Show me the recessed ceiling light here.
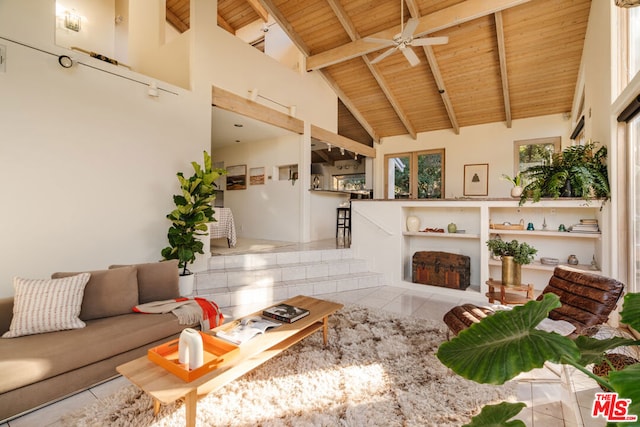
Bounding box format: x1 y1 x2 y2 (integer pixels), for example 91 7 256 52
234 124 243 128
235 140 241 143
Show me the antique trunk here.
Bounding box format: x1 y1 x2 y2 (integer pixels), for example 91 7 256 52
412 251 471 290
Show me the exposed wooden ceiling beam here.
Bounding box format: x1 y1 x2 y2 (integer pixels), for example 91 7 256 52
405 0 459 134
217 13 235 34
246 0 269 22
319 72 380 144
423 46 460 134
311 125 376 158
306 0 531 71
259 0 380 144
313 148 333 164
494 11 512 128
259 0 310 56
167 8 189 33
327 0 416 139
212 86 304 134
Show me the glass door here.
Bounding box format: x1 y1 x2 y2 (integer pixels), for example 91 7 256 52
385 150 444 199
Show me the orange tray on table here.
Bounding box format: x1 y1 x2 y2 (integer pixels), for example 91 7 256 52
147 331 239 382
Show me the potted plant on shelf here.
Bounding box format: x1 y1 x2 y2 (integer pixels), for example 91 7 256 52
486 239 537 286
161 151 226 295
501 172 524 198
519 141 610 206
437 293 640 426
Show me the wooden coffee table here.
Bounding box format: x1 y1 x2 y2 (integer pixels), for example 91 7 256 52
117 295 343 427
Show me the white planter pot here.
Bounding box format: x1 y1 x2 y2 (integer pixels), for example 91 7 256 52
179 273 195 296
406 216 421 232
511 186 524 198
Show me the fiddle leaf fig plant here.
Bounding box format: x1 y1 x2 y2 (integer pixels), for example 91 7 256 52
161 151 226 275
437 293 640 426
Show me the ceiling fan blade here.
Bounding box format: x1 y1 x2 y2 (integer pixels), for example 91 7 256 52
363 37 396 46
370 47 398 64
402 47 420 66
411 36 449 46
401 18 419 39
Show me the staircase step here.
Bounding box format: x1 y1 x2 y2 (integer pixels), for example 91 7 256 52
193 247 385 309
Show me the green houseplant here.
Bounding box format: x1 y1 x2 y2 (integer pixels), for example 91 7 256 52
501 172 524 198
486 239 537 286
519 141 610 205
437 292 640 426
161 151 226 293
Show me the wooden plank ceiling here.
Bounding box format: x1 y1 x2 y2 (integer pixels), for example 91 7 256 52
173 0 592 145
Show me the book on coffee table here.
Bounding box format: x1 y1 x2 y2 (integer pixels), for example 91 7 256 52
216 317 281 345
262 303 310 323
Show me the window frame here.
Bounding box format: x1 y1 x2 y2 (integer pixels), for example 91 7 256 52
513 136 561 176
383 149 445 200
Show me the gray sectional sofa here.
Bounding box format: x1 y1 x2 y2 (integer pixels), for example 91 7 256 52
0 260 197 421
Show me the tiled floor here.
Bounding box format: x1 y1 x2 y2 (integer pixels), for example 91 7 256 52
2 240 608 427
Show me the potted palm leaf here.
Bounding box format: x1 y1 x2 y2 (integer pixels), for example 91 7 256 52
161 151 226 295
519 141 610 205
437 292 640 426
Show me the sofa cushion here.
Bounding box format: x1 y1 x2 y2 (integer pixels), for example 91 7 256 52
52 266 139 321
0 312 195 394
2 274 90 338
110 260 179 304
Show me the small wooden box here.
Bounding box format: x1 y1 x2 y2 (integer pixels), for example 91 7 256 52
412 251 470 290
148 331 239 382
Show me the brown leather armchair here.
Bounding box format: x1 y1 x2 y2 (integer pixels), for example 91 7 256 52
443 266 625 337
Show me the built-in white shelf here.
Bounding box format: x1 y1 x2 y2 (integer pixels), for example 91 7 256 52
403 231 480 239
488 259 601 274
489 230 601 239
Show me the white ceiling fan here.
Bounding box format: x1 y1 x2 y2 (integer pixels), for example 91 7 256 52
364 1 448 67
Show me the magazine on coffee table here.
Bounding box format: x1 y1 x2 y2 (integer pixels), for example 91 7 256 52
216 317 281 345
262 303 310 323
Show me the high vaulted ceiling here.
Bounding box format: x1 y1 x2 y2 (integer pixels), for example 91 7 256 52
171 0 592 145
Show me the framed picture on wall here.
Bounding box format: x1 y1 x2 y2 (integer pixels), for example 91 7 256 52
249 167 265 185
226 164 247 190
463 163 489 196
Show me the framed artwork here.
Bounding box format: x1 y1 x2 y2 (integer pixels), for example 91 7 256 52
249 167 265 185
226 164 247 190
463 163 489 196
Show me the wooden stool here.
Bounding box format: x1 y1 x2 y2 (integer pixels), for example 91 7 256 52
485 279 534 305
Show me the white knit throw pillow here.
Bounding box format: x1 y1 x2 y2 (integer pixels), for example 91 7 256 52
2 273 91 338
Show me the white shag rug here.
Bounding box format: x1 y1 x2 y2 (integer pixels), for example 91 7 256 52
64 305 517 427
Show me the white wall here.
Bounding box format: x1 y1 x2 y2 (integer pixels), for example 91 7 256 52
212 135 303 241
0 0 338 297
374 114 572 199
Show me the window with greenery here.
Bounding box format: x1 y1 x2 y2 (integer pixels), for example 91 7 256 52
513 137 560 175
384 149 445 199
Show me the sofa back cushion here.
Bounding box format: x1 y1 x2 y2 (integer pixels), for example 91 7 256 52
110 260 179 304
540 266 625 333
52 266 139 320
2 274 90 338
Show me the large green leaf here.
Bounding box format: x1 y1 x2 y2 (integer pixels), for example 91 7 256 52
463 402 527 427
437 294 580 384
620 293 640 332
609 364 640 425
574 335 639 366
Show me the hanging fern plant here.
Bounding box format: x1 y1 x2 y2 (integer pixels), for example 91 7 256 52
519 141 610 205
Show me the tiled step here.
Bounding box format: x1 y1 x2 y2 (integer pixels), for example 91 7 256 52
193 248 385 308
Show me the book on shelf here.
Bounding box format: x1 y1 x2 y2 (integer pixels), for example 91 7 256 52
262 303 310 323
215 316 281 345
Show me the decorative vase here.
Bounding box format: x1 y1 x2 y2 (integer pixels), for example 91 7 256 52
406 216 420 232
447 222 457 233
511 186 523 198
178 328 204 369
179 273 195 296
501 256 522 287
567 254 579 265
